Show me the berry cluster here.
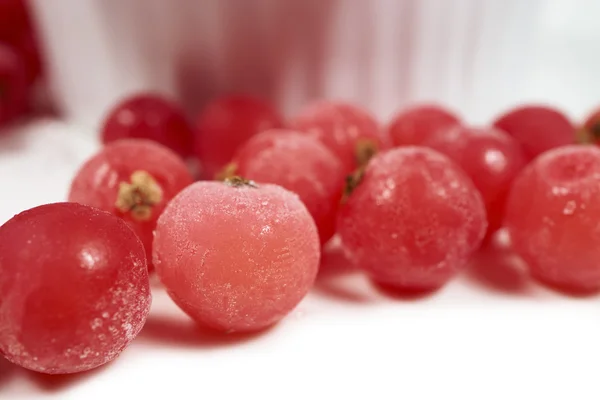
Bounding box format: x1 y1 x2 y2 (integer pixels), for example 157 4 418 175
1 91 599 376
0 0 44 126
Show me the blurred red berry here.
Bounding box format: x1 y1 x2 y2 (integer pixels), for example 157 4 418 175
387 104 460 147
0 43 27 126
0 0 29 42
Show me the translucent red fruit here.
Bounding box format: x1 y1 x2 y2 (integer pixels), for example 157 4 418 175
101 94 195 158
0 43 27 126
69 139 194 266
493 105 575 160
229 130 346 245
338 147 487 291
387 104 460 147
0 203 151 374
504 145 600 293
423 125 527 236
194 95 284 178
0 0 29 41
289 101 388 174
153 180 320 332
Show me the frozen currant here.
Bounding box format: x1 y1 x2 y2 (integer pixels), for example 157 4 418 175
69 139 194 266
504 145 600 292
423 125 527 236
493 105 575 160
338 147 487 291
387 104 460 147
0 203 151 374
153 180 320 332
289 101 388 174
101 94 194 158
227 130 346 244
0 43 27 126
194 95 284 178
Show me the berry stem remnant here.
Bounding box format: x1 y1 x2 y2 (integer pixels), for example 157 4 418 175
115 170 163 221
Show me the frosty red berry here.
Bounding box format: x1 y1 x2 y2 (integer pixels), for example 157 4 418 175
68 139 194 266
493 105 574 160
194 95 284 178
504 145 600 292
101 94 195 158
424 125 527 236
338 147 487 291
228 130 346 244
0 203 151 374
290 101 388 174
387 104 460 147
153 179 320 332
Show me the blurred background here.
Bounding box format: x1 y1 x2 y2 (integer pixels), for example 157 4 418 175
6 0 600 129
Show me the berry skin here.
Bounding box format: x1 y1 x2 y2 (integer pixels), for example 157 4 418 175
504 145 600 293
68 139 194 267
338 147 487 291
153 180 320 332
0 43 27 126
228 130 346 245
289 101 388 174
0 0 29 42
0 203 151 374
101 94 195 158
493 105 575 160
387 104 460 147
194 95 284 178
423 125 527 236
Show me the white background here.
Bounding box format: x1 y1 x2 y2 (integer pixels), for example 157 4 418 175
1 0 600 399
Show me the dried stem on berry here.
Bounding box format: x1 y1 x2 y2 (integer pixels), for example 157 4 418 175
342 139 379 203
215 162 238 181
224 176 258 188
115 170 163 221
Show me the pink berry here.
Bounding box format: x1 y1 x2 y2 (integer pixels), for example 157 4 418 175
504 145 600 292
338 147 487 291
68 139 194 267
194 95 284 178
153 179 320 332
229 130 345 245
423 125 527 236
0 42 27 126
101 94 194 158
387 104 460 147
289 101 388 174
0 203 151 374
493 105 575 160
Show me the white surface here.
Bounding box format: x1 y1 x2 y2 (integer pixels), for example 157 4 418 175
0 121 599 400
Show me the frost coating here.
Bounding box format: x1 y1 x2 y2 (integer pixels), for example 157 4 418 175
153 181 320 332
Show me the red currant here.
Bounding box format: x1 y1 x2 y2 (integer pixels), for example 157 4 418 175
229 130 346 245
194 95 284 178
338 147 487 291
493 105 575 160
0 0 29 42
504 145 600 293
68 139 194 267
153 179 320 332
101 94 194 158
387 104 460 147
423 125 527 236
0 203 151 374
289 101 388 174
0 42 27 126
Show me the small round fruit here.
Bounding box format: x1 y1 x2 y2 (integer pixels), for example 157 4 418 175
493 105 575 160
387 104 460 147
228 130 345 244
290 101 388 174
153 179 320 332
0 202 151 374
423 125 527 235
504 145 600 292
194 95 284 178
0 0 29 41
101 94 194 158
338 147 487 291
68 139 194 266
0 43 27 126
